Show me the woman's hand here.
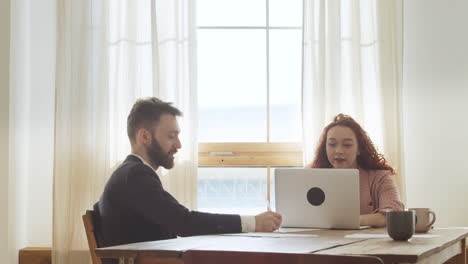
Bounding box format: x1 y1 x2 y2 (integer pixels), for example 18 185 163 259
360 213 386 227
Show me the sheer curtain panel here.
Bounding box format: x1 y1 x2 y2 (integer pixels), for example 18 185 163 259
53 1 197 264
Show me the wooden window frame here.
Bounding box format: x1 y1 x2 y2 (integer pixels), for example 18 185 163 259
198 142 303 167
197 2 304 205
198 142 303 202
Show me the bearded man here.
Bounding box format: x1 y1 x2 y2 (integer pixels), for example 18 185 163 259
93 97 281 264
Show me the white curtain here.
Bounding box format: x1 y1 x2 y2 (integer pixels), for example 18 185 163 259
53 1 197 264
302 0 405 198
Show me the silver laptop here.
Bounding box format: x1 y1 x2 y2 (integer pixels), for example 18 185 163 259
275 168 362 229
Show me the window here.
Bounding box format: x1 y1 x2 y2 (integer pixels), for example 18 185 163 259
197 0 303 214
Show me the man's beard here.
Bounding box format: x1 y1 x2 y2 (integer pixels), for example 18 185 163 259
147 137 176 169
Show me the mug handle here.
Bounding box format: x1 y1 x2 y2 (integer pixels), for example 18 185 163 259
425 210 436 230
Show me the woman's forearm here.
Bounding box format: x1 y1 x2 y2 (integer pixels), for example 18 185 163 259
360 213 386 227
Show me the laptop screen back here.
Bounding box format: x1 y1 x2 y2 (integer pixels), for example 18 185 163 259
274 168 360 229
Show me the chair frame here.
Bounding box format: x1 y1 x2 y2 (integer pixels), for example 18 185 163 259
82 210 102 264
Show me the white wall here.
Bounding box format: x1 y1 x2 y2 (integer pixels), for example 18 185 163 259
25 0 56 246
1 0 11 259
8 0 55 260
9 1 30 261
403 0 468 226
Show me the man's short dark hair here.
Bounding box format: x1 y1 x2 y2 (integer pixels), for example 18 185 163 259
127 97 182 144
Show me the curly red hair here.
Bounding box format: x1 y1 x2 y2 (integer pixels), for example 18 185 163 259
308 114 395 174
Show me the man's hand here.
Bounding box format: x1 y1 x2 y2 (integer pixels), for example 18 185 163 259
255 211 282 232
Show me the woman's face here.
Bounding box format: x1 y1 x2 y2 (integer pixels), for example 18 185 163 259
326 125 359 169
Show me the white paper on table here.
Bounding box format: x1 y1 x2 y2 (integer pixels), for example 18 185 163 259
345 234 440 239
434 227 468 230
413 234 440 238
222 232 318 238
276 227 321 233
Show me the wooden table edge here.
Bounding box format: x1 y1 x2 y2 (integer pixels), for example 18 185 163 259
95 248 182 259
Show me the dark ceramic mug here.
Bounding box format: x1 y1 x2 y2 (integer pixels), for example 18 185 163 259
387 210 416 241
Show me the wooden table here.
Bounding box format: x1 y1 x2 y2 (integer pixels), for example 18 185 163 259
95 227 468 264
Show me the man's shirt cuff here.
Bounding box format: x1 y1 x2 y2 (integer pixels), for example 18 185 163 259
240 215 256 232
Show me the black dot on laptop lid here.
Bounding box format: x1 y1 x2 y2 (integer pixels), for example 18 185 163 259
307 187 325 206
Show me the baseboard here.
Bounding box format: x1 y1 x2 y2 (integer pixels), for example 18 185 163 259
19 247 51 264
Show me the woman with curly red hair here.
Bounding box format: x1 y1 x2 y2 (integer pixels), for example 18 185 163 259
307 114 404 227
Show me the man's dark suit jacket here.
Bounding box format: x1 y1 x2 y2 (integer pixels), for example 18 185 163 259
93 155 241 263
